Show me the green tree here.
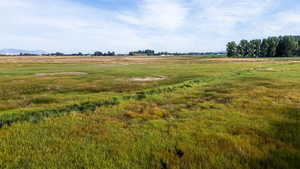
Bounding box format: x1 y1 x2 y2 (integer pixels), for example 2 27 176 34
226 41 238 57
94 51 103 56
239 40 249 57
227 35 300 58
297 41 300 56
248 40 257 57
277 36 298 57
253 39 261 57
260 39 269 57
267 37 279 57
237 45 242 57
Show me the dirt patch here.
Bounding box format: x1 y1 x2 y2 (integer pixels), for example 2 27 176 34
263 68 276 72
35 72 88 76
289 61 300 64
255 67 279 72
129 76 167 82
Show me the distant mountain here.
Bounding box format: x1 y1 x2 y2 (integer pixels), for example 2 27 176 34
0 49 47 55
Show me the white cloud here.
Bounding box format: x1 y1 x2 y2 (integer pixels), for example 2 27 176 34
0 0 299 53
0 0 150 53
118 0 189 30
190 0 277 35
262 10 300 35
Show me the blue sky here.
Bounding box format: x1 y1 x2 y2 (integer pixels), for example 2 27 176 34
0 0 300 53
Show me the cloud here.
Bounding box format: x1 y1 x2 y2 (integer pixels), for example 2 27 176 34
118 0 189 31
0 0 150 53
190 0 278 35
0 0 299 53
257 10 300 36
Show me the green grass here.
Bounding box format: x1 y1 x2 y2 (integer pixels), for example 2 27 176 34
0 58 299 169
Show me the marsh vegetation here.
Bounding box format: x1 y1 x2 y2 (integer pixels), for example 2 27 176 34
0 56 299 169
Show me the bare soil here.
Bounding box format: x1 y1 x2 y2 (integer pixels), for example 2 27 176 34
129 76 167 82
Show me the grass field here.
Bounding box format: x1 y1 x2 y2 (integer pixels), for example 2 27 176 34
0 56 299 169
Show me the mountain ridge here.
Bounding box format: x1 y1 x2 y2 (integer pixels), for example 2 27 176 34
0 48 47 55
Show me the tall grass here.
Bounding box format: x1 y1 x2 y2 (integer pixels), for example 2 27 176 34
0 58 299 169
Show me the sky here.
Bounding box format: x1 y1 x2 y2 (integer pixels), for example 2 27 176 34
0 0 300 53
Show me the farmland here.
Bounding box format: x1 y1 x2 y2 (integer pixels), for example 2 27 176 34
0 56 299 169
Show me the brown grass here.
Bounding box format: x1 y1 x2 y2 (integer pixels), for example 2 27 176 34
0 56 295 64
0 56 169 64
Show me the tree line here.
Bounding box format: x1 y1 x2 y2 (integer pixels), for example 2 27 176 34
129 50 225 56
227 35 300 57
41 51 116 56
129 50 155 56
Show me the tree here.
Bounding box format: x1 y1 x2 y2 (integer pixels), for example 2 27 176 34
51 52 64 56
103 51 115 56
248 40 257 57
238 40 249 57
297 41 300 56
94 51 103 56
260 39 269 57
129 50 155 56
253 39 261 57
226 35 300 57
276 36 298 57
267 37 279 57
237 45 242 57
226 41 238 57
144 49 155 55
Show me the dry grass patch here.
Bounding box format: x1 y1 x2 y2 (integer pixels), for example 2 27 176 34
129 76 167 82
35 72 88 77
